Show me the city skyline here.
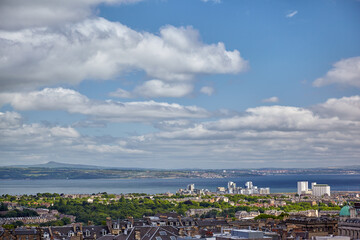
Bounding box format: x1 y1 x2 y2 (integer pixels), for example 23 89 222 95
0 0 360 168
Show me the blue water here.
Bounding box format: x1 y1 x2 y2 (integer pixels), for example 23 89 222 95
0 174 359 195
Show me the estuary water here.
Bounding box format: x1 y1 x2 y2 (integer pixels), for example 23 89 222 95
1 174 359 195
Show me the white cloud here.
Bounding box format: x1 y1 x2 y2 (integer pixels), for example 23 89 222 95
110 80 194 98
0 18 248 92
154 124 233 140
0 111 23 128
200 86 215 96
0 88 210 122
262 96 279 103
134 80 193 98
207 105 352 131
0 111 146 166
127 97 360 167
314 95 360 121
286 10 298 18
154 120 194 131
0 111 80 140
313 56 360 88
2 96 360 167
0 0 142 30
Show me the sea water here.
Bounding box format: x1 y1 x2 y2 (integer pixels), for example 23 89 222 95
0 174 359 195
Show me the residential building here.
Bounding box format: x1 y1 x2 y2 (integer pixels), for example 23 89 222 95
297 181 309 195
313 184 331 197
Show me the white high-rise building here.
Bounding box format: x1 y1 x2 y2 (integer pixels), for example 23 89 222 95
311 182 317 190
245 181 253 189
297 181 308 195
312 184 331 197
187 184 195 192
228 181 236 193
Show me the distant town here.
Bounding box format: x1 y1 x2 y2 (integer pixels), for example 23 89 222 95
1 179 360 240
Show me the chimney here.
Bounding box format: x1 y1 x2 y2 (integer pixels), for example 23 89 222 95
48 227 53 239
177 216 183 226
106 217 113 233
128 216 134 226
135 230 141 240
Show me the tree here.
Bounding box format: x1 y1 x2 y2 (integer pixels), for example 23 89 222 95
0 202 8 211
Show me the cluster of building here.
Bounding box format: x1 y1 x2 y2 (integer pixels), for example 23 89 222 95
177 184 211 195
177 181 270 196
0 206 76 225
217 181 270 195
297 181 331 197
1 205 360 240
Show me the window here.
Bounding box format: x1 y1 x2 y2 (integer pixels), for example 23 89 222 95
160 231 167 236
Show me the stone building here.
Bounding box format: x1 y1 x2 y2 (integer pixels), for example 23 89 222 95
338 204 360 240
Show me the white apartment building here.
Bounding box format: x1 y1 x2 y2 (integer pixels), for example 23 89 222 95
312 184 331 197
297 181 308 195
259 187 270 194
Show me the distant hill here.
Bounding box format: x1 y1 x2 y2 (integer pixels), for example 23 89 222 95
5 161 157 170
7 161 104 169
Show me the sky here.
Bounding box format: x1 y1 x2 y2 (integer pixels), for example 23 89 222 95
0 0 360 169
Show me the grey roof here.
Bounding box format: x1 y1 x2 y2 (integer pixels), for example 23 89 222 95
14 227 38 235
125 226 179 240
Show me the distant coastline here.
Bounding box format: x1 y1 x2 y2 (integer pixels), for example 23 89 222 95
0 161 359 180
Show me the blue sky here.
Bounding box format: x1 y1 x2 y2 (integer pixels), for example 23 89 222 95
0 0 359 168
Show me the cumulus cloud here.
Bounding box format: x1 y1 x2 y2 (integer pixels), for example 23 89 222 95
0 18 248 92
0 88 210 122
262 96 279 103
0 111 79 141
286 10 298 18
200 86 215 96
314 95 360 121
0 0 142 30
313 57 360 88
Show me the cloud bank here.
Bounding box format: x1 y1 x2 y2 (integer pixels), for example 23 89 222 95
0 88 210 122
